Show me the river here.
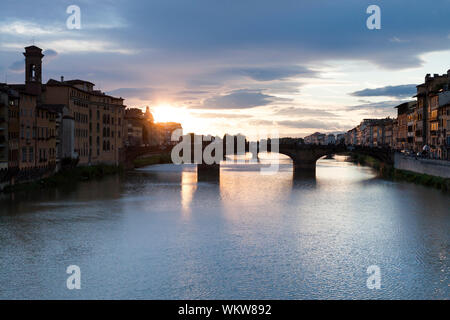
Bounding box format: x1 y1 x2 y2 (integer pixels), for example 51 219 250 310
0 155 448 299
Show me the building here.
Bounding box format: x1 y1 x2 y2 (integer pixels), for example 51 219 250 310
124 108 145 146
437 90 450 159
143 106 160 146
6 87 20 171
304 132 326 145
415 71 450 156
43 78 125 165
326 134 336 145
5 45 126 174
336 133 346 144
155 122 183 146
0 85 11 171
7 46 61 173
394 102 415 150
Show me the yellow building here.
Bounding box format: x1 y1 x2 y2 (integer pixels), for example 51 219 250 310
43 79 125 165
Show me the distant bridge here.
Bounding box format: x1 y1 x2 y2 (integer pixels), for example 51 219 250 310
123 141 395 180
122 145 173 169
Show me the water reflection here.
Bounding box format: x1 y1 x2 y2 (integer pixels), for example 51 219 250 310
181 170 197 218
0 156 448 299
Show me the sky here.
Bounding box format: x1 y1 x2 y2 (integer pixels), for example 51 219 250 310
1 0 449 138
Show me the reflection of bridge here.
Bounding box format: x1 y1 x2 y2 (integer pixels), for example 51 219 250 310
123 142 395 180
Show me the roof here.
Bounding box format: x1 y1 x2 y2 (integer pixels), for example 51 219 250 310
46 78 124 100
7 84 39 96
64 79 95 86
24 45 42 51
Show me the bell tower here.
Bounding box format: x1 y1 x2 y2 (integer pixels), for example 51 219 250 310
23 45 44 96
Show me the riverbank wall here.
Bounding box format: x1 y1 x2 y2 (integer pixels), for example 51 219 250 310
394 153 450 178
348 152 450 192
0 164 122 193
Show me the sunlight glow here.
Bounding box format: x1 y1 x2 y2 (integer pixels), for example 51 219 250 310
152 104 202 134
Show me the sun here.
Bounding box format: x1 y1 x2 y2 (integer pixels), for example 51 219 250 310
152 104 181 123
151 104 202 133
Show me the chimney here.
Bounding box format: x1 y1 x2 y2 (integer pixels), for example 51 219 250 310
61 76 64 83
425 74 431 82
434 73 439 78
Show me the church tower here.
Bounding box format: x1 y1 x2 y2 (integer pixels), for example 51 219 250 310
23 45 44 96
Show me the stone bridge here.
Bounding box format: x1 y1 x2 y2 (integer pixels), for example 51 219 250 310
197 141 395 179
122 141 395 180
122 145 172 169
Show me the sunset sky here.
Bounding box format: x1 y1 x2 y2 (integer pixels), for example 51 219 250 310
1 0 449 138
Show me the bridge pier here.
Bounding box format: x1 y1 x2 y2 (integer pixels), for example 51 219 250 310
293 168 316 179
293 160 317 171
197 163 220 182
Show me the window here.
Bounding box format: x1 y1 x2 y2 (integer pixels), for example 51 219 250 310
431 96 439 108
431 122 438 131
431 110 438 120
22 147 27 162
29 147 33 162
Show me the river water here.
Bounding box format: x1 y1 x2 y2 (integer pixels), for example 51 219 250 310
0 155 448 299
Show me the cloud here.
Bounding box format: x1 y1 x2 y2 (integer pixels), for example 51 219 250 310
0 20 62 35
195 89 280 109
8 60 23 72
389 37 410 43
107 87 155 100
44 40 136 55
276 119 346 131
176 90 209 95
190 112 253 119
272 106 340 118
233 65 318 81
350 84 417 98
43 49 58 57
346 100 413 112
